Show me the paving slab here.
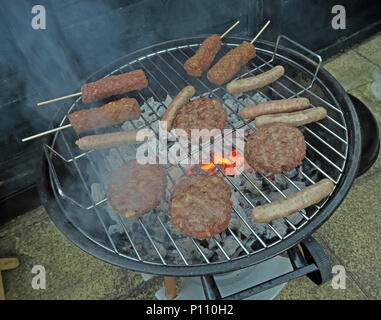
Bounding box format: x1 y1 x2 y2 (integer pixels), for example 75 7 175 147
323 49 375 92
0 206 144 300
311 167 381 300
275 242 368 300
352 32 381 68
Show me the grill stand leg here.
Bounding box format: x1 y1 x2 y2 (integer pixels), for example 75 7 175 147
164 276 177 299
199 236 331 300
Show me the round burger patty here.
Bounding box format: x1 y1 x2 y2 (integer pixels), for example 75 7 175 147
172 98 227 142
245 123 306 175
107 160 167 218
169 174 232 240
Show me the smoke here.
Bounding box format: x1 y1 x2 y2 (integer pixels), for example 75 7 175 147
0 0 134 134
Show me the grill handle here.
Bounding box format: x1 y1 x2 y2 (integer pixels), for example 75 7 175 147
200 236 331 300
201 275 222 300
272 35 322 90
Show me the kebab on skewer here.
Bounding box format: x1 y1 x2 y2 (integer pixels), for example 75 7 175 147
183 21 240 77
22 97 141 142
207 20 270 85
37 69 148 106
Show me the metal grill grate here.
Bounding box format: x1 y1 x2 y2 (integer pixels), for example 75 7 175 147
43 36 352 274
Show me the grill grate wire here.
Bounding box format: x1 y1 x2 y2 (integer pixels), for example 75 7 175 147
44 36 349 268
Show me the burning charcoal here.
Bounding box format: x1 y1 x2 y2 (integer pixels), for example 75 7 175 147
251 92 268 104
274 174 288 190
228 215 241 232
200 246 216 261
91 183 105 203
268 191 280 202
153 242 167 258
166 249 186 264
241 96 256 107
221 230 229 240
287 210 305 226
109 224 124 235
162 94 172 107
229 112 241 125
243 237 256 250
239 222 255 239
213 233 222 243
240 177 261 196
105 203 120 224
284 168 298 178
121 120 134 131
181 238 200 257
269 219 289 237
221 236 240 257
292 180 306 190
223 98 241 113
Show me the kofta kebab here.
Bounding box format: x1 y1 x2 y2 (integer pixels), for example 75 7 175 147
22 21 333 228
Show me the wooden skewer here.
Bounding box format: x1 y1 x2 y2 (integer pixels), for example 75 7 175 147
251 20 271 44
164 276 177 299
36 21 240 108
220 20 240 39
22 123 72 142
37 92 82 107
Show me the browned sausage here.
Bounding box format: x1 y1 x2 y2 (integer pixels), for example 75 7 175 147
68 98 141 134
226 65 284 94
75 130 147 150
254 107 327 128
81 69 148 104
240 98 310 119
184 35 222 77
160 86 195 131
252 179 335 223
207 41 256 85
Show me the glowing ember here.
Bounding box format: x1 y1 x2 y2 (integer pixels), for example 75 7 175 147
187 148 247 176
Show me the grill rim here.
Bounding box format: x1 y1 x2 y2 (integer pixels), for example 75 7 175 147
36 35 361 276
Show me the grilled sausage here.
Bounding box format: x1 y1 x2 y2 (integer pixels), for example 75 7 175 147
81 69 148 104
75 130 147 150
160 85 195 131
184 35 222 77
68 98 141 134
240 98 310 119
252 179 335 223
207 41 256 85
254 107 327 128
226 65 285 94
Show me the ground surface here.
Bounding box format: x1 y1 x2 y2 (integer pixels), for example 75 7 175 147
1 32 380 300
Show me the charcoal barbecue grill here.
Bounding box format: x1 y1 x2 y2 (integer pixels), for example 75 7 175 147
37 35 368 299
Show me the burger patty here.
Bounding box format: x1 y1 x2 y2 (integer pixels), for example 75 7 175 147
244 123 306 175
172 98 227 142
169 174 232 240
107 160 167 218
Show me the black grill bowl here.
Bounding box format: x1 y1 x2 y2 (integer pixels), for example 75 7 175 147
37 36 361 276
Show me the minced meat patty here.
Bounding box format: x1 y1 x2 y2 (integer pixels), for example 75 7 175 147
107 160 167 218
244 123 306 175
169 174 232 240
